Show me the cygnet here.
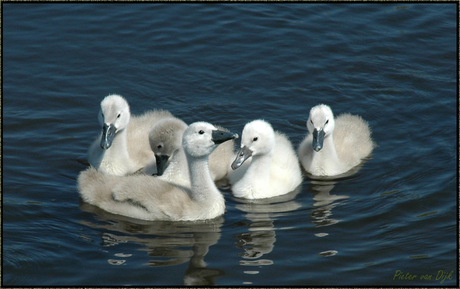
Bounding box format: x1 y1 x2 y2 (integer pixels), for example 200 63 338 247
298 104 375 177
230 119 302 199
87 94 172 176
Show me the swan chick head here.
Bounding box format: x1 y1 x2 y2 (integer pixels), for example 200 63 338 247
232 119 275 170
183 122 238 158
98 94 131 150
148 117 188 175
307 104 335 152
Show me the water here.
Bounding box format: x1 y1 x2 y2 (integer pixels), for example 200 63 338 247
2 3 457 286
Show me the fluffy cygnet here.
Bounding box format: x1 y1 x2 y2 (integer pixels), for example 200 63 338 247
230 119 302 199
78 122 238 221
87 94 172 176
142 117 189 182
298 104 375 177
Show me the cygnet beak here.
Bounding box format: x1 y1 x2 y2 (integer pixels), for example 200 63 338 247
211 130 238 145
231 146 252 170
154 154 170 176
312 128 325 152
100 123 117 150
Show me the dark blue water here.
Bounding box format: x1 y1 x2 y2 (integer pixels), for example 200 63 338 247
3 3 458 286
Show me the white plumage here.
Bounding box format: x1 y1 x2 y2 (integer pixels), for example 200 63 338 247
229 119 302 199
298 104 375 177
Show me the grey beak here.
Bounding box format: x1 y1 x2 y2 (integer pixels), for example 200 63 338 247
231 146 252 170
212 130 238 144
100 124 117 150
154 154 170 176
312 128 325 152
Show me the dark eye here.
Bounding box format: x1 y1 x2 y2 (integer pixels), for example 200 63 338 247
310 119 313 124
157 144 162 149
325 119 329 125
199 130 204 135
253 137 258 141
117 113 121 119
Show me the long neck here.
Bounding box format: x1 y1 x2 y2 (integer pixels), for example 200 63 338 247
109 128 131 160
99 128 136 176
186 154 222 202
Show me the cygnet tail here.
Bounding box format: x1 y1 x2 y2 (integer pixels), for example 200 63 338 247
77 167 114 205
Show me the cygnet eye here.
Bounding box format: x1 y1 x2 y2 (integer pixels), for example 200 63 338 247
117 113 121 119
253 137 258 141
199 130 205 135
157 144 162 149
325 119 329 125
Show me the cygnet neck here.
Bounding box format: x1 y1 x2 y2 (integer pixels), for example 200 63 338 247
313 133 340 167
102 127 136 174
186 154 222 203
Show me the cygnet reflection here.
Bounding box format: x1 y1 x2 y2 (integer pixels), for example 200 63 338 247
232 186 302 267
79 202 225 285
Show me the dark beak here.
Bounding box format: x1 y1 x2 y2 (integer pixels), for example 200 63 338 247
312 128 325 152
154 154 170 176
231 146 252 170
211 130 238 144
100 124 117 150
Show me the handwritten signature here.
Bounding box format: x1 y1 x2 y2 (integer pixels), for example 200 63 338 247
393 270 454 284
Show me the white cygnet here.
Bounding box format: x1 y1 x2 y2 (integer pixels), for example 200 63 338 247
87 94 173 176
78 122 238 221
298 104 375 177
143 117 237 187
229 119 303 199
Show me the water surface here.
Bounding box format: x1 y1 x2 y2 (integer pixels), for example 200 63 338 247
3 3 458 286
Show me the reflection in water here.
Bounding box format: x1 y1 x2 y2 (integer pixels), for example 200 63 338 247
233 186 303 274
183 242 225 285
79 201 224 285
318 250 338 257
307 174 353 258
307 162 365 227
309 180 349 228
